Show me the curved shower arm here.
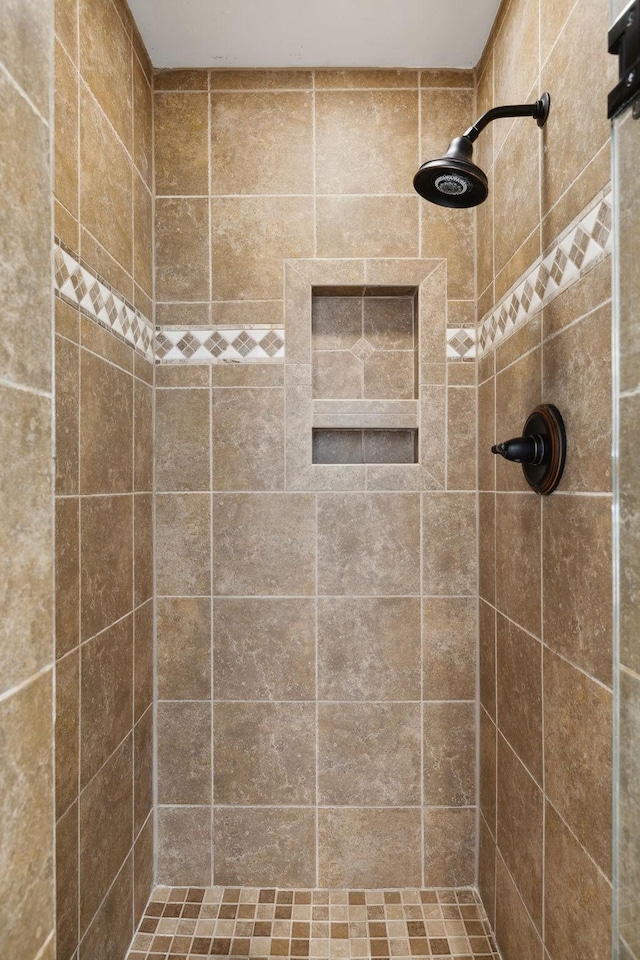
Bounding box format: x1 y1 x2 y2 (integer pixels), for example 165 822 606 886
463 93 551 143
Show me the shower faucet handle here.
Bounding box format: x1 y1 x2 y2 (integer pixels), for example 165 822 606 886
491 434 545 465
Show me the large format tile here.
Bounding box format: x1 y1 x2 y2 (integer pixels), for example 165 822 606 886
213 808 316 887
155 198 210 301
157 597 211 701
543 494 612 684
318 597 420 700
494 854 543 960
0 673 54 959
318 808 421 888
78 0 132 149
211 91 313 195
157 702 212 805
422 493 477 596
424 702 475 806
0 0 51 116
157 807 212 887
212 388 285 490
156 493 211 597
212 493 315 596
80 494 132 640
213 598 315 701
155 388 211 492
318 702 421 805
155 92 209 196
423 807 475 887
318 493 420 596
214 702 315 805
316 196 419 259
0 385 53 694
79 349 133 494
496 614 542 784
544 649 612 876
495 493 541 637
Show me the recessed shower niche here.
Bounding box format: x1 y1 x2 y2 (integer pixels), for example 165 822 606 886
311 285 419 464
283 257 447 491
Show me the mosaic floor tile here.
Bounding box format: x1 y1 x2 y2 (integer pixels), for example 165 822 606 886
126 887 501 959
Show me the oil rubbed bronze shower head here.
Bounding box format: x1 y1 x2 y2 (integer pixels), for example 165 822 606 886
413 92 550 209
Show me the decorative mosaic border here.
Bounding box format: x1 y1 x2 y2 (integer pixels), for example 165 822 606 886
156 326 285 364
478 187 612 358
446 327 476 361
54 241 154 362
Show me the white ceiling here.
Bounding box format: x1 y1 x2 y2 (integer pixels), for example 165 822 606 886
128 0 501 70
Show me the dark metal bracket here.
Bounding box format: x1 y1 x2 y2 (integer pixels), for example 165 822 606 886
608 0 640 119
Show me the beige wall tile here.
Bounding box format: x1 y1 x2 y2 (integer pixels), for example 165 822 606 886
316 70 417 89
211 196 314 300
157 597 211 701
211 69 313 90
620 392 640 674
496 614 542 784
317 196 419 259
79 348 133 494
478 377 495 492
155 91 209 195
479 491 495 606
420 87 474 165
313 351 363 400
156 493 211 596
0 71 52 392
133 814 153 926
78 0 132 149
211 92 313 195
479 600 496 721
134 493 152 607
421 69 473 89
80 615 133 787
420 203 474 300
213 808 316 887
214 702 315 804
133 707 153 838
155 69 209 91
423 807 475 887
543 494 612 684
55 334 79 496
133 174 153 296
56 800 79 960
497 736 543 931
157 806 212 886
422 597 478 700
133 54 152 185
55 39 79 217
495 493 541 636
543 257 611 341
133 601 153 724
315 90 418 195
318 702 421 805
364 297 413 349
424 702 475 806
55 650 79 822
319 808 422 887
544 803 612 960
79 87 133 274
540 0 615 217
494 854 544 960
78 851 133 960
422 492 477 595
542 303 612 493
0 386 53 694
56 0 78 59
134 377 153 493
55 509 79 659
156 197 211 300
363 351 415 400
80 495 133 639
495 344 542 492
318 597 420 701
212 388 285 490
212 492 316 596
213 362 284 388
480 709 497 835
494 119 540 276
447 387 476 491
318 493 420 595
157 702 212 805
492 0 538 147
0 0 51 116
544 649 612 876
478 816 496 929
156 388 211 492
0 673 54 958
79 735 132 932
213 598 315 700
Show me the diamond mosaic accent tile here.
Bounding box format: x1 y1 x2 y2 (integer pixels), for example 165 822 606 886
478 188 613 358
446 327 476 361
156 326 286 364
350 337 376 362
126 886 501 960
54 243 154 362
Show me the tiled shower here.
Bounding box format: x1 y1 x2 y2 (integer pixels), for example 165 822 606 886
0 0 636 959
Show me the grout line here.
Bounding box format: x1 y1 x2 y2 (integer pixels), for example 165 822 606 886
0 58 50 125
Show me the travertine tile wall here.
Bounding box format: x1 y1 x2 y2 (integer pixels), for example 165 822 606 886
153 67 479 888
615 104 640 960
475 1 617 959
0 1 55 957
53 1 155 958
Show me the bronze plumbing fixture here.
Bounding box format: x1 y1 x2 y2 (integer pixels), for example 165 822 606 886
413 93 551 208
491 404 566 495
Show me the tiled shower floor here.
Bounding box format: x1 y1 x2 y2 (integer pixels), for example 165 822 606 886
126 887 501 959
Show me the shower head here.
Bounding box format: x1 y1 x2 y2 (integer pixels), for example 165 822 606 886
413 135 488 209
414 93 550 209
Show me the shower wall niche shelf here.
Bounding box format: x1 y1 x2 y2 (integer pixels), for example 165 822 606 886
283 257 448 490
